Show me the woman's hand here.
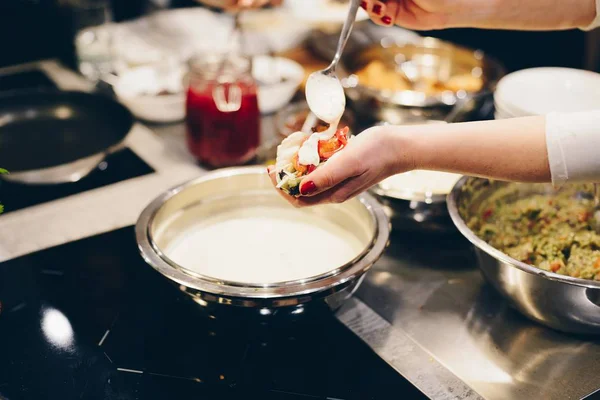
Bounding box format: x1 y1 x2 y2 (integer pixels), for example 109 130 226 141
197 0 282 11
359 0 596 31
268 126 415 207
360 0 459 30
269 116 554 208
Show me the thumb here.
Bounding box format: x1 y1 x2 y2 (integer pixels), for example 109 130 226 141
298 150 361 196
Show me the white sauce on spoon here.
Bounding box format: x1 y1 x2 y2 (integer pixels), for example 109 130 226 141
298 73 346 166
164 206 364 284
305 73 346 124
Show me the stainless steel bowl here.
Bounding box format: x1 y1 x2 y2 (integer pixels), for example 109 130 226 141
136 166 390 319
342 37 504 123
448 177 600 334
372 186 455 234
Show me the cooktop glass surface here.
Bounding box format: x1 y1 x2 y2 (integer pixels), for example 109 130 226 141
0 227 426 400
0 68 154 214
0 148 154 214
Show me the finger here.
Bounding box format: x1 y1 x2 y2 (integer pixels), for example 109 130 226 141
297 150 362 197
292 175 373 207
370 1 389 23
268 166 307 208
373 0 401 26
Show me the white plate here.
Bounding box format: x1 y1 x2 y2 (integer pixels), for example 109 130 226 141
284 0 369 25
495 67 600 116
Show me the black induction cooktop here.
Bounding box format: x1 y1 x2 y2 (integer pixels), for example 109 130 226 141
0 148 154 214
0 68 155 214
0 227 426 400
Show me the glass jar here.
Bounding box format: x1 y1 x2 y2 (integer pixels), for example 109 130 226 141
185 54 261 168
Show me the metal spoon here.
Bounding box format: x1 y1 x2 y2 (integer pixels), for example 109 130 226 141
304 0 360 122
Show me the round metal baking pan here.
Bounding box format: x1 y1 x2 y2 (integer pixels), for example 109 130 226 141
136 166 390 319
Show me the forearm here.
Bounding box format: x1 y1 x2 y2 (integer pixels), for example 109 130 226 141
389 116 552 182
447 0 597 30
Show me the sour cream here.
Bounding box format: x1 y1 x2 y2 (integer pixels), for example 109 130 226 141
163 206 364 284
305 73 346 124
297 135 320 166
298 72 347 166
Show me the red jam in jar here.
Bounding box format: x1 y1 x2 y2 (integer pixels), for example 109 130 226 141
185 54 260 168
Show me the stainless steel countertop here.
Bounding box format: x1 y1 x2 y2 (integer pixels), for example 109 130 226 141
3 60 600 400
354 230 600 400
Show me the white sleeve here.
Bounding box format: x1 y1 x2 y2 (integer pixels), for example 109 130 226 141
582 0 600 30
546 110 600 186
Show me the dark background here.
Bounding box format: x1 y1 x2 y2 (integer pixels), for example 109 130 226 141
0 0 590 73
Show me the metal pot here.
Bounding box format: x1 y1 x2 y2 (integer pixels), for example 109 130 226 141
341 37 504 123
136 166 390 320
448 177 600 334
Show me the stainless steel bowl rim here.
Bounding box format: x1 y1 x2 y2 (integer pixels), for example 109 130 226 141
371 184 448 204
447 176 600 290
136 166 391 299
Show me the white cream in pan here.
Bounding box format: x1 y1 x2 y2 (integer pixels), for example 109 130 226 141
164 206 364 284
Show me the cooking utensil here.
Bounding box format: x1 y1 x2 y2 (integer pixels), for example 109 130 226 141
448 177 600 334
304 0 360 118
340 37 504 123
0 89 133 184
135 166 390 319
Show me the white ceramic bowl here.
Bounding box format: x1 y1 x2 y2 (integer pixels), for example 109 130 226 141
494 67 600 116
115 92 185 123
113 66 186 123
253 56 304 115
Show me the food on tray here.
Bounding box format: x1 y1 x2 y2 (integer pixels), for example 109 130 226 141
354 59 483 94
467 185 600 280
355 60 411 92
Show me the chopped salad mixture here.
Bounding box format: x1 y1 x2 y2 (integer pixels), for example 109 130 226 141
468 187 600 280
276 125 349 196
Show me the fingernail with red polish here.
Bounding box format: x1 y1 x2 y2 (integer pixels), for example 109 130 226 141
360 1 367 10
372 3 382 15
300 181 317 196
381 15 392 25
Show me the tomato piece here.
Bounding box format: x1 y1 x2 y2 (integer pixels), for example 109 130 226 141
335 126 349 146
318 127 349 160
307 164 317 174
318 137 342 160
550 261 562 273
482 208 493 220
578 210 591 223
